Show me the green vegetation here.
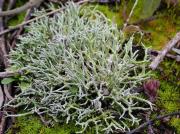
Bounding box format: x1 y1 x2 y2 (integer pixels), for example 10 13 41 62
88 1 179 50
171 118 180 134
89 4 124 27
154 59 180 133
142 8 180 50
7 116 80 134
7 0 27 26
6 2 152 133
5 1 180 134
131 0 161 21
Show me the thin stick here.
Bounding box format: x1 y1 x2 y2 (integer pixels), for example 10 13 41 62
146 111 154 134
0 70 23 78
149 32 180 70
0 0 43 17
0 0 89 36
11 8 34 48
0 114 6 134
5 0 16 23
122 0 127 22
0 86 4 108
149 49 180 62
7 0 16 10
127 111 180 134
3 85 13 100
0 0 9 67
0 1 12 133
36 112 51 126
123 0 139 29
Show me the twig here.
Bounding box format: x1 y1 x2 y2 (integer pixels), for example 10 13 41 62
149 49 180 62
127 111 180 134
0 0 9 67
0 114 5 134
7 0 16 10
3 85 13 100
146 111 154 134
0 86 4 108
122 0 127 22
0 86 5 131
5 0 16 24
36 112 51 126
0 0 43 17
0 0 12 133
48 0 64 4
123 0 138 29
0 0 90 36
0 70 23 78
11 8 35 48
149 32 180 70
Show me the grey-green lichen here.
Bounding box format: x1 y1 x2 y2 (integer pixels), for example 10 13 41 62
6 2 153 133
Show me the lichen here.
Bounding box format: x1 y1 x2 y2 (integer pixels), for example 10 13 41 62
5 2 153 133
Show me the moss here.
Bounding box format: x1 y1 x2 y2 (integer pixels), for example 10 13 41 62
8 12 26 26
7 1 180 133
170 118 180 134
7 115 94 134
7 0 27 26
7 116 42 134
86 4 124 27
89 1 179 50
142 15 178 50
141 5 179 50
146 8 180 126
157 81 179 112
131 0 161 22
152 59 180 132
88 2 179 50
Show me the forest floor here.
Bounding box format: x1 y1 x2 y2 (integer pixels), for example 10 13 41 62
0 0 179 134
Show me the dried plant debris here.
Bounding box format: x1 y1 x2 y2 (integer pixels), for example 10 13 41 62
6 2 153 133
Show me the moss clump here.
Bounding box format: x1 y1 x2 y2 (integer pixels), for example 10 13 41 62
7 116 82 134
86 4 124 27
8 12 26 26
170 118 180 134
157 81 180 112
142 16 178 50
153 59 180 133
141 6 179 50
89 1 179 51
131 0 161 21
7 0 27 26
